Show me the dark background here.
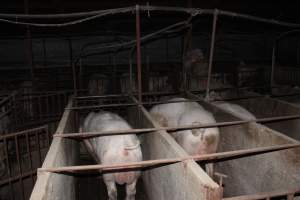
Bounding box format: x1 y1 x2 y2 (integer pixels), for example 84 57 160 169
0 0 299 90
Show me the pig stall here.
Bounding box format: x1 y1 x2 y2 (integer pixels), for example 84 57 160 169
30 94 221 200
29 91 300 200
211 93 300 141
184 92 300 198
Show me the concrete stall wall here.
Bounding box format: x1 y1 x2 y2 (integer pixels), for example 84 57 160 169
186 93 300 197
128 106 222 200
217 123 300 197
232 96 300 140
30 99 79 200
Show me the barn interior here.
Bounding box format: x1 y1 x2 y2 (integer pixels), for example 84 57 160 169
1 1 300 200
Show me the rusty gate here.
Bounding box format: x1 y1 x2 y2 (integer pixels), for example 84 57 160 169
0 125 51 200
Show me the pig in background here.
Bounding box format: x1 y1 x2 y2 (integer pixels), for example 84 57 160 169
213 101 256 120
148 75 173 92
150 97 219 177
88 74 110 96
82 111 142 200
120 73 137 94
184 48 232 91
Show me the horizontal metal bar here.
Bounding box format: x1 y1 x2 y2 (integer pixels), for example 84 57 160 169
66 103 138 110
75 94 130 99
0 7 134 19
74 91 180 100
67 99 203 110
0 170 37 186
223 188 300 200
1 5 300 29
38 143 300 174
0 125 48 140
211 95 264 102
54 114 300 139
271 92 300 98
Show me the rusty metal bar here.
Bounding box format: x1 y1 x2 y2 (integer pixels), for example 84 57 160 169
68 98 205 110
54 113 300 139
3 5 300 29
51 94 56 115
24 0 34 89
129 54 134 93
0 126 48 140
68 102 138 110
3 138 15 199
136 5 143 103
38 95 42 120
46 125 51 147
35 131 42 166
270 45 276 88
42 39 47 67
15 135 25 200
223 188 300 200
206 9 218 100
25 131 35 185
74 90 179 99
72 63 78 96
209 95 263 102
46 94 50 115
0 170 37 186
38 143 300 174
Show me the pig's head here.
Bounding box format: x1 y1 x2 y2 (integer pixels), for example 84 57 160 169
150 112 168 127
184 49 205 70
186 49 204 63
176 109 220 155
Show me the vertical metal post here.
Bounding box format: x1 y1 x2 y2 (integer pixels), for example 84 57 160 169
69 39 78 96
166 37 169 63
25 133 34 185
146 55 150 92
270 44 276 91
297 42 300 65
206 9 218 100
24 0 35 89
113 54 117 93
4 138 15 200
15 136 25 200
129 56 133 93
42 39 47 67
79 58 83 92
136 5 142 103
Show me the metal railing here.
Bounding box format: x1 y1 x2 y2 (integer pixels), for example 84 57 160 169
0 125 50 200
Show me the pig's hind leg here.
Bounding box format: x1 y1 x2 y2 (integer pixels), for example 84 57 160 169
125 179 137 200
104 179 117 200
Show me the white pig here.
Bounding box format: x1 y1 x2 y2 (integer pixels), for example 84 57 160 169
213 102 256 120
82 111 142 200
150 98 219 177
149 97 202 128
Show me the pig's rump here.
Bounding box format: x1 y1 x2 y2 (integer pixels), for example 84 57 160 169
102 146 142 185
